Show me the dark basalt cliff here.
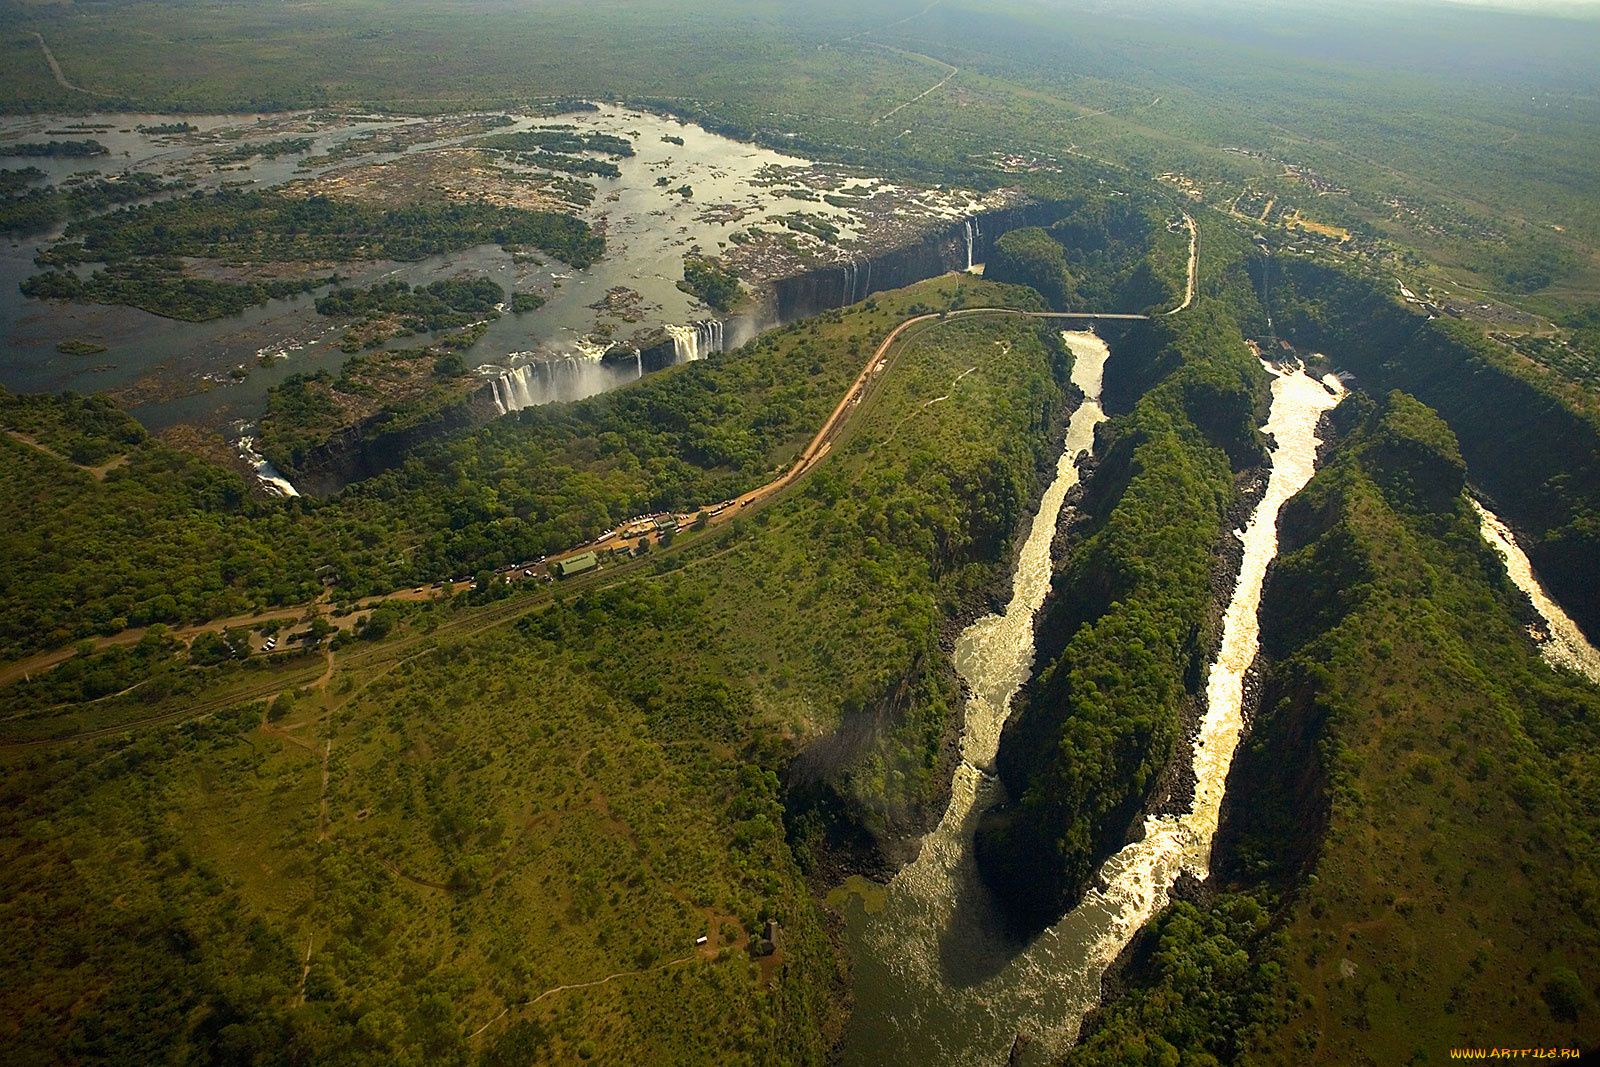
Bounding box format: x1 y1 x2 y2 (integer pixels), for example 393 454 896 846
765 202 1064 323
283 388 500 496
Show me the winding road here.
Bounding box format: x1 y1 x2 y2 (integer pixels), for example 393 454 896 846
3 226 1201 712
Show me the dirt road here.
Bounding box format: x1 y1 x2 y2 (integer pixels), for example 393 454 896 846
1167 213 1198 314
5 295 1177 692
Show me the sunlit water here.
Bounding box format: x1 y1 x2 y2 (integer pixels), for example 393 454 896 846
836 356 1341 1066
2 106 991 430
1474 502 1600 685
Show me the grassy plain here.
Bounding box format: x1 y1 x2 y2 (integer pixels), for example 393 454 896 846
0 274 1072 1064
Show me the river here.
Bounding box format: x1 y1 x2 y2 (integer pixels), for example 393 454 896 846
834 354 1342 1066
3 106 995 432
1474 501 1600 686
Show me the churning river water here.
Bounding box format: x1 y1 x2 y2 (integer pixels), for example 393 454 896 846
1475 502 1600 686
834 347 1342 1066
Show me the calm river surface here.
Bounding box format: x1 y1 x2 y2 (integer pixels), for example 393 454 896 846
835 354 1341 1066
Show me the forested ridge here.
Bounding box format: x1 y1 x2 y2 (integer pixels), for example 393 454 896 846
1261 257 1600 641
974 303 1270 932
1064 389 1600 1063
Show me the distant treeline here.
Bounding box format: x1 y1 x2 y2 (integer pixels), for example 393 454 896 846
476 128 634 157
20 189 602 320
212 136 313 163
23 262 332 322
315 276 505 333
33 189 605 267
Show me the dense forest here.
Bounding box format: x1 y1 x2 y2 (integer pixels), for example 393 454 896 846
315 276 507 334
0 172 189 234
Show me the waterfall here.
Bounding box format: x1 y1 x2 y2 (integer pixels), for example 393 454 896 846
489 362 540 413
635 350 643 379
842 256 860 306
236 433 300 497
963 218 974 271
666 323 698 363
666 320 724 363
485 349 618 414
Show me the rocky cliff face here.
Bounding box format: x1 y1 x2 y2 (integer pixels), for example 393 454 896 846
764 202 1064 323
286 388 500 496
290 202 1063 496
1260 257 1600 639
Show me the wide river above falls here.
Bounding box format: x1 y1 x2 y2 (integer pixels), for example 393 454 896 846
1 105 988 431
834 348 1343 1066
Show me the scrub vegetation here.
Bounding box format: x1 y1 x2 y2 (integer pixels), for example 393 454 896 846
0 275 1069 1065
4 0 1600 1060
1067 390 1600 1063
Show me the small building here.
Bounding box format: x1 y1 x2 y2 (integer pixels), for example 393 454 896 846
758 919 781 957
550 551 598 578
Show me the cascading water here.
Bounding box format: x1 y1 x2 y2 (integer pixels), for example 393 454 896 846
837 351 1342 1067
665 324 697 364
961 216 981 272
486 343 619 414
838 255 872 306
665 320 724 363
235 431 300 497
1475 501 1600 685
